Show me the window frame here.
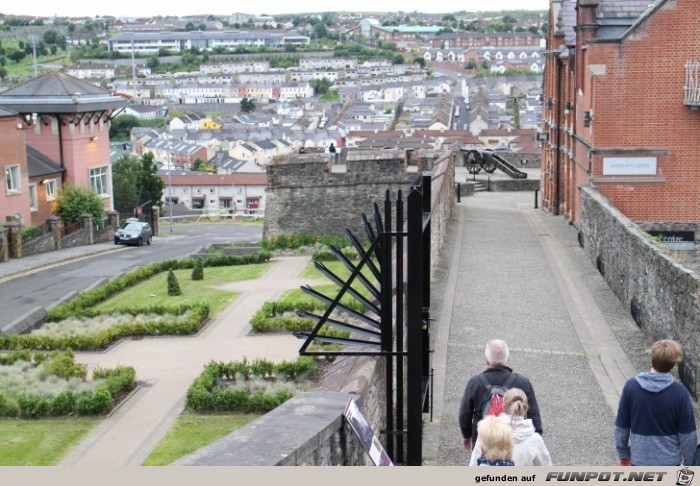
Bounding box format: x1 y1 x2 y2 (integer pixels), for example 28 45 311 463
89 166 109 196
44 179 57 200
29 183 38 211
5 165 21 194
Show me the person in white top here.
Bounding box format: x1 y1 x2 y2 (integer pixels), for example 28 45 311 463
470 387 553 466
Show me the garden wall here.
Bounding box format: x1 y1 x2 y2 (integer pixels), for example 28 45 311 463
176 355 384 466
579 187 700 395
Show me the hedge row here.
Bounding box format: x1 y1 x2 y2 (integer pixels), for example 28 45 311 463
261 232 352 251
0 304 209 351
186 357 316 413
250 298 361 336
47 252 271 319
0 351 135 418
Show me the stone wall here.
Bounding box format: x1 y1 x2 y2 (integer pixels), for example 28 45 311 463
263 149 452 242
61 227 91 249
579 187 700 382
23 233 57 257
494 151 541 168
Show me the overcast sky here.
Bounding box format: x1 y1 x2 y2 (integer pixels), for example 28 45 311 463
1 1 549 18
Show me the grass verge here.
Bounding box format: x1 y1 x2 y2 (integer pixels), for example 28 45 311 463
94 263 271 316
0 417 100 465
142 413 259 465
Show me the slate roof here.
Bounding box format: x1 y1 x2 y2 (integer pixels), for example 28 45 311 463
595 0 657 39
26 146 64 178
0 72 126 114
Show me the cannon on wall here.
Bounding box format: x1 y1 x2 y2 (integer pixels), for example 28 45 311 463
462 149 527 179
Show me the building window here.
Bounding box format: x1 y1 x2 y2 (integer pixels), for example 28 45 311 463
29 183 38 211
89 166 108 196
5 165 20 193
192 198 204 209
44 179 57 200
219 199 232 209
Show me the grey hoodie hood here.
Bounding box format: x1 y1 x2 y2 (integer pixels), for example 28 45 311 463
635 371 675 393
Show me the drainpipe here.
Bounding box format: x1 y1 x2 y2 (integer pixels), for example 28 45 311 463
554 54 562 216
56 115 67 185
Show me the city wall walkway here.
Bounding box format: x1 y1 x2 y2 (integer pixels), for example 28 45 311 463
424 191 658 466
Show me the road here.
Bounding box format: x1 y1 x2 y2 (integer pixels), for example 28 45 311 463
0 222 262 326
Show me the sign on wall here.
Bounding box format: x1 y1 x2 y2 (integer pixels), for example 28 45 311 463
647 230 696 251
603 157 657 176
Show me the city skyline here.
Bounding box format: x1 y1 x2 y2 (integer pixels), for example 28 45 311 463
0 0 549 19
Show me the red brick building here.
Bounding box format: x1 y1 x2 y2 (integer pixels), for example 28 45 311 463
0 109 31 225
541 0 700 224
0 73 126 224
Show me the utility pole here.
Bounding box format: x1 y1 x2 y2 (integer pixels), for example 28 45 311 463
131 41 137 103
167 152 174 233
31 36 38 76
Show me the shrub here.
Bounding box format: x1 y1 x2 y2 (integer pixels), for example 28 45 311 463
0 351 135 417
167 269 181 296
185 357 316 413
191 258 204 281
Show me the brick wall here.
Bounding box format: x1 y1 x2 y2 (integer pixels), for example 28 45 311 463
577 0 700 222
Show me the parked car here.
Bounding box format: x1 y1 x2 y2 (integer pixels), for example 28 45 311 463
114 221 153 246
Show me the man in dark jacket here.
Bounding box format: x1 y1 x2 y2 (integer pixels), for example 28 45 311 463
459 339 542 450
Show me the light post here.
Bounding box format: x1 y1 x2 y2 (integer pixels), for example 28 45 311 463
167 152 173 233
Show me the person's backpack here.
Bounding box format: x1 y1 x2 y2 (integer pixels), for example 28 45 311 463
478 373 518 418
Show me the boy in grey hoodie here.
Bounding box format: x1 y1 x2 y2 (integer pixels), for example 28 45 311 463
615 340 697 466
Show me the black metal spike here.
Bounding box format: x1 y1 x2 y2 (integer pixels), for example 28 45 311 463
297 310 381 338
293 332 382 349
300 285 381 329
314 261 380 315
329 245 380 300
346 229 381 281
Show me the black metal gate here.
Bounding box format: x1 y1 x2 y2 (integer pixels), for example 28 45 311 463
296 172 432 466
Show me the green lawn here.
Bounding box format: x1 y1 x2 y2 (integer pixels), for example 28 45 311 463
0 417 100 465
94 263 271 316
143 413 259 465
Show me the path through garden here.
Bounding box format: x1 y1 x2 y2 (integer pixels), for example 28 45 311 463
60 256 327 466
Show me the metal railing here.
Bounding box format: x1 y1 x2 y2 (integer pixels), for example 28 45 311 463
295 172 433 465
684 61 700 107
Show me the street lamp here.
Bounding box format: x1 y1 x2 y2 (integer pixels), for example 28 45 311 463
167 152 173 233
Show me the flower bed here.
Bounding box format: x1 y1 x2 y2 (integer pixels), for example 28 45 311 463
0 350 135 418
0 305 208 351
186 357 317 413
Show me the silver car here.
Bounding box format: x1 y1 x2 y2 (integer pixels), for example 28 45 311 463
114 221 153 246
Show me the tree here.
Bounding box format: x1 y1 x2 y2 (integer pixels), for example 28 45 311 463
309 78 333 95
42 30 59 45
147 55 160 69
240 97 256 113
191 258 204 281
392 54 405 65
192 158 207 172
111 154 141 213
413 57 426 68
109 115 140 141
0 67 7 81
7 48 26 63
138 152 165 210
167 269 181 296
53 185 105 224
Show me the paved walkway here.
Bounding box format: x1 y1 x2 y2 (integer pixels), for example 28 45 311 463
423 190 657 466
60 256 326 466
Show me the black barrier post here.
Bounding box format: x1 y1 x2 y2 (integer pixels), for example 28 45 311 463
457 183 461 202
487 176 491 191
534 188 539 209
